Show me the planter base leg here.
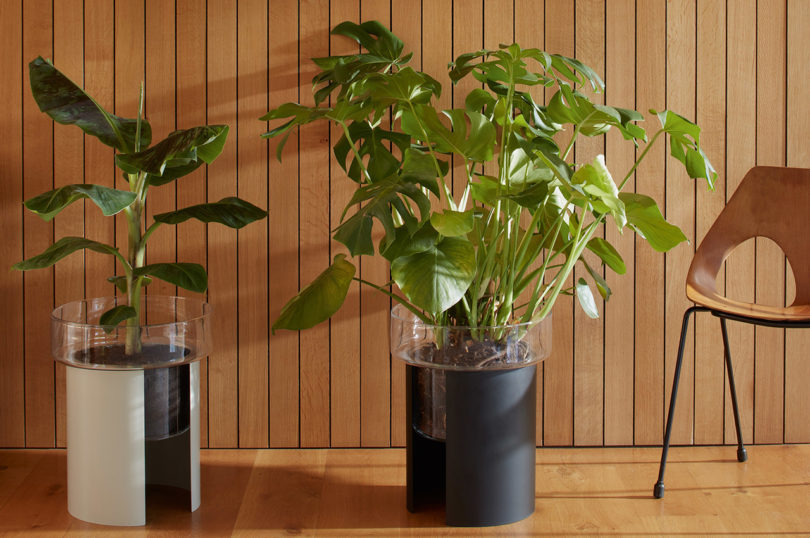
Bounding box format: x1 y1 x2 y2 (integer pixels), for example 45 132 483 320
406 364 538 527
445 366 537 527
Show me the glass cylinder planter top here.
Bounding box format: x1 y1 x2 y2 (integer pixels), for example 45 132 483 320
52 296 211 440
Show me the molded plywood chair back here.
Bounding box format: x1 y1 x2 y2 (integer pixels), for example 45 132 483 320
687 166 810 320
654 165 810 500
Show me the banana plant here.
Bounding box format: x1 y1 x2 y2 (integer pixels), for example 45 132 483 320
264 21 716 333
14 57 268 354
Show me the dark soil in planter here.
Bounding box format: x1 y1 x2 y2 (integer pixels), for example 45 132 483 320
412 333 531 441
72 344 191 441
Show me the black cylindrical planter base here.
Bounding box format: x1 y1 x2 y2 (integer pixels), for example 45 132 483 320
406 364 537 527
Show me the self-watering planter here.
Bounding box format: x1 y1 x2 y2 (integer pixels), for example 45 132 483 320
52 296 210 526
391 304 552 527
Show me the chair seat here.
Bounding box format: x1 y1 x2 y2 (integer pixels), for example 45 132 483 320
687 282 810 322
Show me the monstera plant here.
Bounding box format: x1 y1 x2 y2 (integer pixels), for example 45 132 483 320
264 21 715 335
14 57 268 354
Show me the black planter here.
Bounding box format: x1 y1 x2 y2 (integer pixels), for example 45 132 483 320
406 364 537 527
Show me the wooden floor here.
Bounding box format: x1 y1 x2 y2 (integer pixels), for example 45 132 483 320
1 445 809 536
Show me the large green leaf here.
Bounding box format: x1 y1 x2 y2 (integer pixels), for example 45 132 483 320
334 213 375 256
134 263 207 293
333 121 410 182
29 57 151 153
391 236 476 315
13 236 121 270
430 209 474 237
24 184 136 221
310 21 413 104
399 148 444 195
115 125 228 185
332 20 404 63
154 197 267 229
380 221 439 262
620 192 687 252
272 254 356 332
356 67 441 112
335 176 431 256
401 106 496 163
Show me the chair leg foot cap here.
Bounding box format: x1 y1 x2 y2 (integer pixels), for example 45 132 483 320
653 482 665 499
737 447 748 462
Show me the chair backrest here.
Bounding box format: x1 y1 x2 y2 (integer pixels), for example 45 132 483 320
688 166 810 306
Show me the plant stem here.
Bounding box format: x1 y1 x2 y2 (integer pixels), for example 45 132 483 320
619 129 663 190
351 277 432 324
124 86 147 356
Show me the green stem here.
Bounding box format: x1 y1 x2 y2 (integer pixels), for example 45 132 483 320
619 129 663 191
352 277 432 324
562 122 581 161
339 122 373 183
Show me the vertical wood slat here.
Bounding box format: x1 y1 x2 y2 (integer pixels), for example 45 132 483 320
268 0 301 448
724 0 756 445
237 0 270 448
604 0 636 446
328 0 361 449
298 0 331 448
665 0 697 447
754 0 786 445
694 0 726 446
634 0 667 446
572 0 605 447
0 0 25 447
22 0 55 448
207 0 239 447
785 0 810 443
358 0 392 448
176 0 209 446
53 0 85 448
543 0 575 447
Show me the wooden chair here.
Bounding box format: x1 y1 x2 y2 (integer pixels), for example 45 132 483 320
654 166 810 499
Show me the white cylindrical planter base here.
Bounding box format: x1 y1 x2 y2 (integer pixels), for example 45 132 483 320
66 362 200 526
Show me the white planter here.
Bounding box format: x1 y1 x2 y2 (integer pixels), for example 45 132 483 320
53 296 210 526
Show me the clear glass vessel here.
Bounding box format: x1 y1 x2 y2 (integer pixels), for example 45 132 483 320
390 304 552 439
52 296 211 440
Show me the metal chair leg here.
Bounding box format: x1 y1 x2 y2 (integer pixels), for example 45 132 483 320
654 306 703 499
720 317 748 463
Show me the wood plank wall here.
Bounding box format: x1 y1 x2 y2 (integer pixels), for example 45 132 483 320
1 0 808 449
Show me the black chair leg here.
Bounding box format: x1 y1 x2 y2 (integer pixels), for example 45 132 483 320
654 306 703 499
720 317 748 463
